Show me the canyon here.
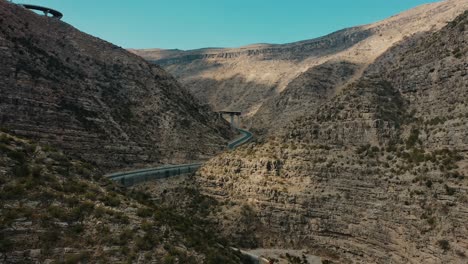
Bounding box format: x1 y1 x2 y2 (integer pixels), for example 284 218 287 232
0 1 241 263
0 1 233 171
0 0 467 263
131 0 468 135
192 8 468 263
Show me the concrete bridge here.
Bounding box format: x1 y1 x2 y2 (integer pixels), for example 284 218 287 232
218 111 242 128
106 128 252 186
20 4 63 19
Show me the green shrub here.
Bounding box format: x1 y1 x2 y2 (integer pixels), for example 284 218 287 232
84 190 98 201
7 150 26 163
101 194 121 207
406 128 420 148
137 207 153 218
1 183 26 199
356 144 370 154
70 224 84 235
0 134 11 144
437 239 450 251
116 228 134 245
111 212 129 224
13 164 31 177
444 184 456 195
425 117 445 126
93 206 108 218
141 221 154 232
48 205 69 220
40 229 60 249
69 201 95 221
163 255 177 264
63 180 88 194
0 143 9 153
135 233 157 250
31 165 42 178
0 238 14 253
425 180 433 188
64 252 90 264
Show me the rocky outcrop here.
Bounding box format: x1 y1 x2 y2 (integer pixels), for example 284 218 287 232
140 27 372 63
251 61 362 135
0 1 233 170
365 10 468 151
195 10 468 263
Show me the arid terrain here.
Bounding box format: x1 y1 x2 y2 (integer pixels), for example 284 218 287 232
0 1 241 263
1 0 467 263
137 1 468 263
0 1 234 171
193 8 468 264
131 0 468 135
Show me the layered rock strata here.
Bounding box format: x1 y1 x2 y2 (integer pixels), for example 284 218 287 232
195 10 468 263
0 1 233 170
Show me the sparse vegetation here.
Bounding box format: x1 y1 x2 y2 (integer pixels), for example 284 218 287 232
406 128 421 149
0 132 244 263
437 240 450 251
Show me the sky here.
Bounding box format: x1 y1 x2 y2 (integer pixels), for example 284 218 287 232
17 0 441 50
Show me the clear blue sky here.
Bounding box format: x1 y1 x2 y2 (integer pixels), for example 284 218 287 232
18 0 440 50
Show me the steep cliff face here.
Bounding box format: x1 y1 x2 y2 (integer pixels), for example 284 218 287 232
251 61 361 135
0 1 233 170
132 0 468 127
195 11 468 263
366 10 468 151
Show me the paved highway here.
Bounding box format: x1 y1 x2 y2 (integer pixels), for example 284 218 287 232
228 128 253 149
106 128 252 186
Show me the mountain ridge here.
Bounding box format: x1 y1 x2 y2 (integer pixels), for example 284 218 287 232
0 0 234 171
131 0 468 125
193 9 468 263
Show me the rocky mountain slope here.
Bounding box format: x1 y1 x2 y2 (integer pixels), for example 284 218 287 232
194 10 468 263
131 0 467 131
0 131 246 263
0 0 233 171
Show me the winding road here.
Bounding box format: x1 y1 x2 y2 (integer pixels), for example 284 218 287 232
106 128 252 186
228 128 252 149
105 128 271 262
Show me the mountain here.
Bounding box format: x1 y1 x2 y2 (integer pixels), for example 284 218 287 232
0 131 245 263
0 1 246 263
0 1 233 171
131 0 468 134
193 9 468 263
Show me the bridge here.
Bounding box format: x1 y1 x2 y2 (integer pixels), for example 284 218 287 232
20 4 63 19
106 128 252 186
218 111 242 128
